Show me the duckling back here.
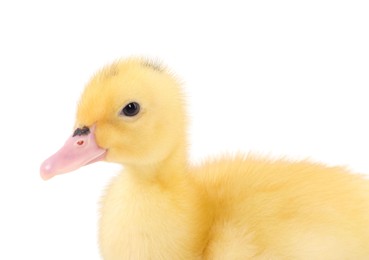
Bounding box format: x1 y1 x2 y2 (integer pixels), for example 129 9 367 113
192 155 369 259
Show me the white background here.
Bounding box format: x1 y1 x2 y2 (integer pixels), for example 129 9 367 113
0 1 368 259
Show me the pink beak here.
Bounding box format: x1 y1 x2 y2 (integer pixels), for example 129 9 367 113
40 125 107 180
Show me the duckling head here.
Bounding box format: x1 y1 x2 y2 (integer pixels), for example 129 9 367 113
40 58 187 180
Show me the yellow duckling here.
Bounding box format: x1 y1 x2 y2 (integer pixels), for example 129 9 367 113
41 58 369 259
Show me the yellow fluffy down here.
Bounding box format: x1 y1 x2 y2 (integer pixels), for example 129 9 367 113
74 58 369 259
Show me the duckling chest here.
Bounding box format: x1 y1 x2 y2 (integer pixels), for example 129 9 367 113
98 174 202 260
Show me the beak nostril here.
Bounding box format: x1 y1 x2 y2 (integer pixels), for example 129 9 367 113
77 140 84 146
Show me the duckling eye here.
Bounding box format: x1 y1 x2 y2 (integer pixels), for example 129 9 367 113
121 102 140 117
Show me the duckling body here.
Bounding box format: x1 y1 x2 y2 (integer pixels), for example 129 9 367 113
99 156 369 259
41 58 369 259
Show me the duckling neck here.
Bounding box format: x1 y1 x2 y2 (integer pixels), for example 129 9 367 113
100 143 213 258
126 142 188 185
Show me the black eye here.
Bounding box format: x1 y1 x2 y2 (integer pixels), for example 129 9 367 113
121 102 140 117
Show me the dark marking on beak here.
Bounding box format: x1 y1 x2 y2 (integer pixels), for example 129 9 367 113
73 126 90 137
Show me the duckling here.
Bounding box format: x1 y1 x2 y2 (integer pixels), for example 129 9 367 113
40 58 369 259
